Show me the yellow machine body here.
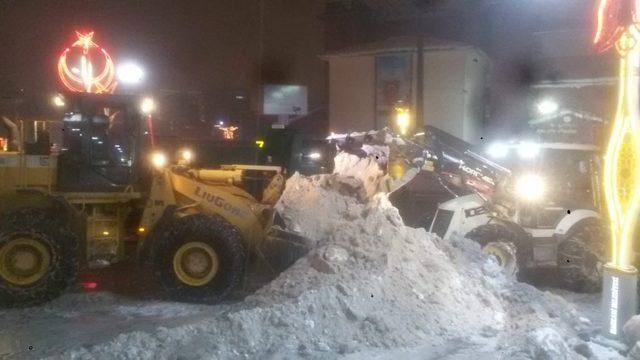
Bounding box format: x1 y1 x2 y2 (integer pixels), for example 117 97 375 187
140 165 285 250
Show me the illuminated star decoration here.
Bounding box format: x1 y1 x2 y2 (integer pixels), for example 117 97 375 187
594 0 640 53
595 0 640 268
217 126 239 140
57 31 117 94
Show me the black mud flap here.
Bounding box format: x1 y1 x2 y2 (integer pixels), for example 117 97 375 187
137 206 178 265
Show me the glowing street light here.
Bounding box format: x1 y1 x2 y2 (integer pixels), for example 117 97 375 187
140 97 156 114
117 63 145 85
394 106 411 136
52 94 66 108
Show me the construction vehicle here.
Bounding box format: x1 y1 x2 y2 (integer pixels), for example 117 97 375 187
0 92 309 307
330 126 605 292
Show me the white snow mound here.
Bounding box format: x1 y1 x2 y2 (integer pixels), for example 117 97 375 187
54 153 598 359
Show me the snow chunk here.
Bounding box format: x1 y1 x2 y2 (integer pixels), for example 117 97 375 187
624 315 640 346
527 327 571 360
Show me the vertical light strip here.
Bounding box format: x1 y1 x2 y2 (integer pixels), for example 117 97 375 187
603 41 640 269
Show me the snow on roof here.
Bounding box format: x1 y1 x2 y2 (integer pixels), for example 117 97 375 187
320 36 472 59
529 109 605 126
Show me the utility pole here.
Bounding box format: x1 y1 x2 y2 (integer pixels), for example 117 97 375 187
416 36 424 129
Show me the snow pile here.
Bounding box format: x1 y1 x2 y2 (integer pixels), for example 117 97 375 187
53 153 616 359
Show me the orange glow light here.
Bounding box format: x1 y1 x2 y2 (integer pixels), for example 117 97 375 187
218 126 239 140
57 31 117 94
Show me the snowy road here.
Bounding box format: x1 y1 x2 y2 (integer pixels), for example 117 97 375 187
0 166 620 359
0 290 227 359
0 286 604 359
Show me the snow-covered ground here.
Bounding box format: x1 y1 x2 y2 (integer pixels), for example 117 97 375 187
0 153 630 359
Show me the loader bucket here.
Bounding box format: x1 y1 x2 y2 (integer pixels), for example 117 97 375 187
257 227 314 274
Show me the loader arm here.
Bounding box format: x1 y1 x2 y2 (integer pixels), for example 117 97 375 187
328 126 511 198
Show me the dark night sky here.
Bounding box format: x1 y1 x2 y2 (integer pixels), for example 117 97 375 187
0 0 617 138
0 1 260 94
0 0 327 119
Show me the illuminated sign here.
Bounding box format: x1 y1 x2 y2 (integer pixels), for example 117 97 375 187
57 31 117 94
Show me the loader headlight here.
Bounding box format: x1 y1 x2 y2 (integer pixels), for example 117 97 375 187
487 143 509 159
151 151 168 169
515 173 546 202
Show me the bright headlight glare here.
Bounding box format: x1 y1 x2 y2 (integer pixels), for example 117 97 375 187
308 152 321 160
515 174 546 202
487 143 509 159
151 152 167 169
517 142 540 159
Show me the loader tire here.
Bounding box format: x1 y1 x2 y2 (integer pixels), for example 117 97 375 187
151 214 246 303
557 220 605 293
0 208 78 307
466 223 522 277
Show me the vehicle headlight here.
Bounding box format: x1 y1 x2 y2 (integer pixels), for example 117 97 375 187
487 143 509 159
151 151 168 169
308 152 322 160
515 173 546 202
517 142 540 159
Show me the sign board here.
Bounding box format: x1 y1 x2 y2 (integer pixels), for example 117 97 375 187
263 85 308 116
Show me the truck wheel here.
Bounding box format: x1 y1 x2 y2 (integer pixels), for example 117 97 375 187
0 208 78 307
466 223 521 277
151 214 246 303
557 220 605 293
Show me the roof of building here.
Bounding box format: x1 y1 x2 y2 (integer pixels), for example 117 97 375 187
321 35 474 58
529 109 605 126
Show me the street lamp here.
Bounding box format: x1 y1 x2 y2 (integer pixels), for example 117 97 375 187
117 62 145 85
140 97 156 115
52 94 66 108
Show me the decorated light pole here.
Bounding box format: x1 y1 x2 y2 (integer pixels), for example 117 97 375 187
594 0 640 339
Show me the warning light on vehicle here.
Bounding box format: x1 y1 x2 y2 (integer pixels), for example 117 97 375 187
58 31 117 94
52 94 66 108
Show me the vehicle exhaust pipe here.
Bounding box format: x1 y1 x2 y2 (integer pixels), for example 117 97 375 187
1 116 21 152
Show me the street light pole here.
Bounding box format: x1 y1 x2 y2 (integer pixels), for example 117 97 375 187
416 36 424 130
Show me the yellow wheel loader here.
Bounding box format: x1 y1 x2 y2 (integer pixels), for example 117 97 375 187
0 93 309 307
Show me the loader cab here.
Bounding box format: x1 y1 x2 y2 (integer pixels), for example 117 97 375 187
56 93 147 192
487 142 602 230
